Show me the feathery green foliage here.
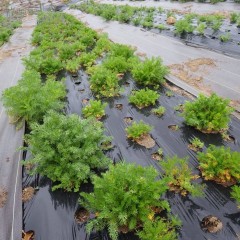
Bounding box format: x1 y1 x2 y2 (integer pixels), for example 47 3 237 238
160 156 204 197
80 162 170 240
137 217 180 240
24 112 110 191
197 145 240 184
0 15 20 46
89 66 120 97
82 100 107 119
1 70 65 124
129 88 159 108
126 120 153 140
182 93 233 133
131 57 168 87
151 106 166 116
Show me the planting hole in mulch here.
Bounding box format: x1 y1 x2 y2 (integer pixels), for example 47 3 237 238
115 103 123 110
100 140 114 151
135 134 155 148
174 104 184 112
0 187 8 208
71 72 78 78
74 80 81 85
78 89 85 93
75 207 90 223
82 98 89 104
201 215 223 233
151 152 163 161
168 124 179 131
22 187 35 203
118 225 129 234
188 144 202 152
124 117 133 124
124 81 130 86
22 230 35 240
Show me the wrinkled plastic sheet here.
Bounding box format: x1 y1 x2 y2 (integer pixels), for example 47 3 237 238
23 71 240 240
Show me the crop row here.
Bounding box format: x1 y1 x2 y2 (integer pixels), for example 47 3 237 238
1 12 240 239
71 1 240 43
0 15 21 46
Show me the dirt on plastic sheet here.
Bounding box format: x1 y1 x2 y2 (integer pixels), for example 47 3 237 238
23 70 240 240
0 187 8 208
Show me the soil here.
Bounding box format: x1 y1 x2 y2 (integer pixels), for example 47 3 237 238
151 152 163 161
135 133 155 148
115 103 123 110
201 215 223 233
0 188 8 208
188 144 202 152
74 208 90 223
22 187 35 203
169 58 216 96
22 230 34 240
124 117 133 124
82 98 89 104
168 124 179 131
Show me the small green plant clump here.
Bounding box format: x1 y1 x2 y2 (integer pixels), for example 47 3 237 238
197 145 240 185
126 120 152 140
82 100 107 119
1 70 66 124
129 88 159 108
196 23 206 35
231 185 240 207
80 162 173 240
188 137 204 151
152 106 166 116
182 93 233 133
219 33 231 42
160 156 204 197
175 19 194 35
24 112 110 192
131 57 168 87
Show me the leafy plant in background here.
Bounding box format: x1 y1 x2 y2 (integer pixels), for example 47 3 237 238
126 120 153 140
0 15 21 46
89 66 120 97
230 12 240 23
157 24 166 31
231 185 240 207
82 100 107 119
182 93 233 133
80 162 170 240
211 19 222 31
160 156 204 197
1 70 65 124
219 33 231 42
129 88 159 108
196 23 206 35
197 145 240 185
175 19 194 35
137 217 181 240
66 58 81 73
109 43 135 60
23 112 110 192
151 106 166 116
131 57 168 87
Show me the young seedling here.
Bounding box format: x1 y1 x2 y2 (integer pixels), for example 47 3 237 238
188 137 204 152
151 106 166 116
231 185 240 208
129 88 159 109
219 33 230 42
126 121 155 148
